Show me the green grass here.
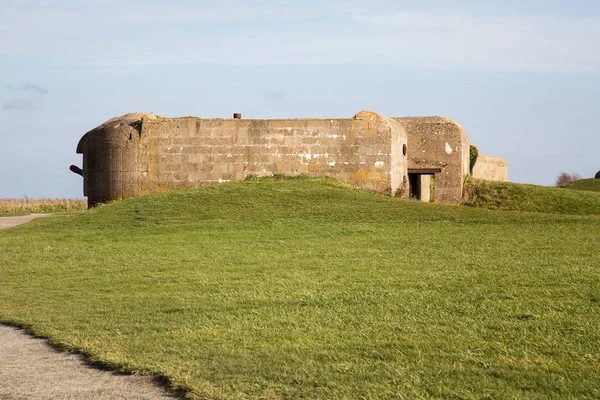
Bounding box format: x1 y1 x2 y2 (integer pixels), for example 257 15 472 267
1 177 599 399
463 177 600 215
562 178 600 193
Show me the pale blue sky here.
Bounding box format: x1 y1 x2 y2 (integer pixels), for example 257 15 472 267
1 0 598 198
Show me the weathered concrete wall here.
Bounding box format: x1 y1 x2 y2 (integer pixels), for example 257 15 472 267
392 117 470 204
77 111 408 206
419 175 431 202
76 113 148 206
472 154 508 181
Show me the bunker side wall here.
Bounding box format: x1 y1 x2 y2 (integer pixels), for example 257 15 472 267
393 117 469 204
137 115 407 195
472 154 508 181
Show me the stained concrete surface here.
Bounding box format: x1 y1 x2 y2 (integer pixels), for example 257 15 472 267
77 111 409 207
0 214 178 399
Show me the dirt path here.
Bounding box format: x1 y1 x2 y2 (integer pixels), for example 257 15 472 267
0 215 180 399
0 326 177 399
0 213 54 229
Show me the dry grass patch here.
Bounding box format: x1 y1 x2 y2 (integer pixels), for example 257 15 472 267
0 198 86 215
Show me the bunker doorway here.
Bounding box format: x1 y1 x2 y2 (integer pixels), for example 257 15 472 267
408 173 432 202
408 168 441 202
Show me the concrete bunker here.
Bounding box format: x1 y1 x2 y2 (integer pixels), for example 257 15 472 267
392 117 470 204
76 111 409 207
74 111 507 207
472 154 508 182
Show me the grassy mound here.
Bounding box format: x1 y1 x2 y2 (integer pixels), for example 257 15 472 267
463 177 600 215
1 177 599 399
562 178 600 192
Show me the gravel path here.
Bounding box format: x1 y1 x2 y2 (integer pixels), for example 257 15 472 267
0 215 180 399
0 213 54 229
0 325 177 399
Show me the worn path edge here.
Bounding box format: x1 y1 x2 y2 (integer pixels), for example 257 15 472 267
0 214 181 399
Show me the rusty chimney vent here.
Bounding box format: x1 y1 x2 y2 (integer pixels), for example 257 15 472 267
233 113 242 119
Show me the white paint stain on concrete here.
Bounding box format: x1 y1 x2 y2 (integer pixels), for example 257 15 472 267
445 142 453 155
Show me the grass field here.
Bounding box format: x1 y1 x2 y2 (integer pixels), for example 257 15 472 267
0 198 86 215
463 177 600 214
1 177 599 399
561 178 600 193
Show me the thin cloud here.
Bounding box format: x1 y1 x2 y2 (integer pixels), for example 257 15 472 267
265 90 288 103
8 83 49 94
1 3 599 73
2 98 42 110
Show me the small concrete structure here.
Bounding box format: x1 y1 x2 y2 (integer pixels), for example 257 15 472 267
75 111 507 207
472 154 509 182
392 117 470 204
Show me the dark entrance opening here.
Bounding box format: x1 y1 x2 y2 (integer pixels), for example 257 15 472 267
408 173 421 199
407 168 441 202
